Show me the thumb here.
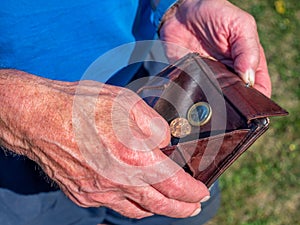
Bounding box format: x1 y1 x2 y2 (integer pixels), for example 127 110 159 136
228 13 261 86
231 36 260 87
230 34 272 97
132 99 171 149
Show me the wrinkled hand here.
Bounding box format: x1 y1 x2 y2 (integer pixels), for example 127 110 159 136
160 0 271 97
3 73 209 219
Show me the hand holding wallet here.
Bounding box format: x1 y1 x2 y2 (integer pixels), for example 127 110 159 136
137 53 288 187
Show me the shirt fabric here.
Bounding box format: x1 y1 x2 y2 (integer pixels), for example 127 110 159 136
0 0 173 82
0 1 220 224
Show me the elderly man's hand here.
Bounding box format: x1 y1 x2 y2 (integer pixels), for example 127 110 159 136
0 70 210 219
160 0 271 97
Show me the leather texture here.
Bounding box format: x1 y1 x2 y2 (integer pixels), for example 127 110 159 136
137 53 288 187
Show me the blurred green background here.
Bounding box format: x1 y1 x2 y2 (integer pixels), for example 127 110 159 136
207 0 300 224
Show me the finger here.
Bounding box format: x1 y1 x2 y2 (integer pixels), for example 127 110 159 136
104 198 154 219
151 168 210 203
252 45 272 97
229 14 260 85
110 88 170 152
67 188 154 219
126 185 202 218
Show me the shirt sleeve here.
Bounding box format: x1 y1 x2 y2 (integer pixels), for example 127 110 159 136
151 0 178 29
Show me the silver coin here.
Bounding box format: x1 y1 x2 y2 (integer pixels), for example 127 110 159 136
187 102 212 126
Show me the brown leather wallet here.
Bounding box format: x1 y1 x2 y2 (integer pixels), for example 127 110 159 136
136 53 288 187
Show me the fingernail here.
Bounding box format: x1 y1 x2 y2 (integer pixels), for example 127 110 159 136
190 207 201 217
200 195 210 203
247 69 255 86
241 69 255 86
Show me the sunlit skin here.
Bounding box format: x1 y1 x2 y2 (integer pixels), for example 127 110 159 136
0 70 209 219
160 0 272 97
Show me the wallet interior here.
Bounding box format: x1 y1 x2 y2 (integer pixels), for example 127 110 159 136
137 53 288 187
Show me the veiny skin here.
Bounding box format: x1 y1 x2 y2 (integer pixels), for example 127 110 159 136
0 70 209 219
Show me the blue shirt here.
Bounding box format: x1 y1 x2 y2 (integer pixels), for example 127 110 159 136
0 0 176 193
0 0 175 84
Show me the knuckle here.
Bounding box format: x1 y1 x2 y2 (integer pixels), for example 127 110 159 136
247 14 257 29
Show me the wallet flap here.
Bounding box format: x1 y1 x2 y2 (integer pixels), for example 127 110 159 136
139 53 288 125
222 82 288 122
135 53 288 187
195 56 289 122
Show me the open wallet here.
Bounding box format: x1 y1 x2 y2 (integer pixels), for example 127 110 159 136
136 53 288 187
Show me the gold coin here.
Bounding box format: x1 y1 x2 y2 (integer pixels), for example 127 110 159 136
170 118 192 138
187 102 212 126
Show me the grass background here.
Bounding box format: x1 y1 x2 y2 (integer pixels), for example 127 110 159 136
206 0 300 224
